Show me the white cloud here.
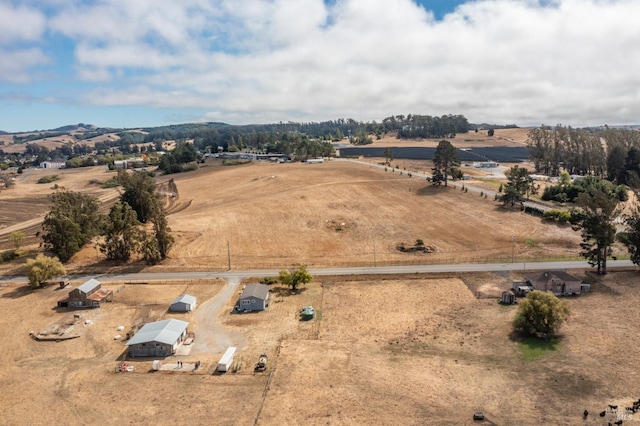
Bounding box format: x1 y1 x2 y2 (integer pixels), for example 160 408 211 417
0 48 49 83
0 2 46 44
11 0 640 126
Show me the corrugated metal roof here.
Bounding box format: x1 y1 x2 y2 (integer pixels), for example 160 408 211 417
126 319 189 346
240 283 269 300
77 278 101 294
171 294 196 306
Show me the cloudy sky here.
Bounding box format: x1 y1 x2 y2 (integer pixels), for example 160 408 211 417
0 0 639 132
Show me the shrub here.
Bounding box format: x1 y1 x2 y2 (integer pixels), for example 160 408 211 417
101 177 121 189
0 250 18 263
37 175 58 184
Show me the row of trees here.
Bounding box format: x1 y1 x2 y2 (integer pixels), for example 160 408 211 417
41 170 173 264
497 165 638 276
526 125 640 190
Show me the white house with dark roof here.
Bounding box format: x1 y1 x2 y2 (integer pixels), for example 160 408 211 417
170 294 197 312
126 319 189 357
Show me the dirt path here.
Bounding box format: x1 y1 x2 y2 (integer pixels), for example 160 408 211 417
191 276 247 355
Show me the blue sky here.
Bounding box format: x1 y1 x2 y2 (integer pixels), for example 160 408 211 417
1 0 640 132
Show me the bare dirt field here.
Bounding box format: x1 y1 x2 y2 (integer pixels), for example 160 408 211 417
2 270 640 425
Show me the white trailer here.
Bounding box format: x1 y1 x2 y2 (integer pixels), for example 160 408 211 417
217 347 237 372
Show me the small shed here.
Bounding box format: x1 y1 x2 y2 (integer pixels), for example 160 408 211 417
126 319 189 357
237 283 270 312
170 294 197 312
500 291 516 305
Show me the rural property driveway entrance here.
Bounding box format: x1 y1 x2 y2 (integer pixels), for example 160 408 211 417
190 276 247 355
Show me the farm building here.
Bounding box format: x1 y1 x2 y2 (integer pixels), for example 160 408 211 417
236 283 270 312
525 271 588 296
170 294 197 312
39 161 66 169
114 158 146 169
57 279 113 308
126 319 189 357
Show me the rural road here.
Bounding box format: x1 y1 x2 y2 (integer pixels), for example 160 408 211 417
190 276 247 355
1 259 634 284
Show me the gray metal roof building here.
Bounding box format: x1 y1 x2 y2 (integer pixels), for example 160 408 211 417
170 294 197 312
127 319 188 346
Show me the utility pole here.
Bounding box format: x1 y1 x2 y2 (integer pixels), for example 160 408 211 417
227 241 231 271
373 241 377 267
512 236 515 263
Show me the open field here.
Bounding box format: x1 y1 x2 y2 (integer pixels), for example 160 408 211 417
0 157 592 275
138 159 581 271
1 270 640 425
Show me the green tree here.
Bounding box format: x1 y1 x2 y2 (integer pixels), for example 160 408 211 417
513 290 570 339
25 254 66 288
100 202 142 261
42 190 102 262
607 144 627 184
118 170 161 223
279 264 312 291
383 147 393 165
621 205 640 267
432 140 460 187
10 231 24 250
152 209 174 260
140 232 162 265
501 166 536 207
571 187 620 275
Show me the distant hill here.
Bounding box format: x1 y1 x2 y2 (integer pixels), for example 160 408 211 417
471 123 519 130
51 123 99 132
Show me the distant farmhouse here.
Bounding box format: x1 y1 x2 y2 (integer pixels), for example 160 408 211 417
236 283 270 312
513 271 589 297
39 161 66 169
57 279 113 308
170 294 197 312
114 158 146 169
126 319 189 357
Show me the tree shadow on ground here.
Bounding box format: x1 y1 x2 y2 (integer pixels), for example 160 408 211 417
271 285 308 299
0 282 52 299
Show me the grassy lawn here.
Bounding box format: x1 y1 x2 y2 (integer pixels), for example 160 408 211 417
518 336 560 362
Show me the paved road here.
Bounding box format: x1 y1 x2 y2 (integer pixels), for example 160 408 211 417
2 259 633 284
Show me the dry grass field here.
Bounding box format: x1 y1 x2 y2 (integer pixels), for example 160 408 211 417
2 130 640 425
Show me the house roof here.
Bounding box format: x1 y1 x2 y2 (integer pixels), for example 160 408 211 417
240 283 269 300
527 271 581 286
171 294 196 306
126 319 189 346
76 278 101 294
